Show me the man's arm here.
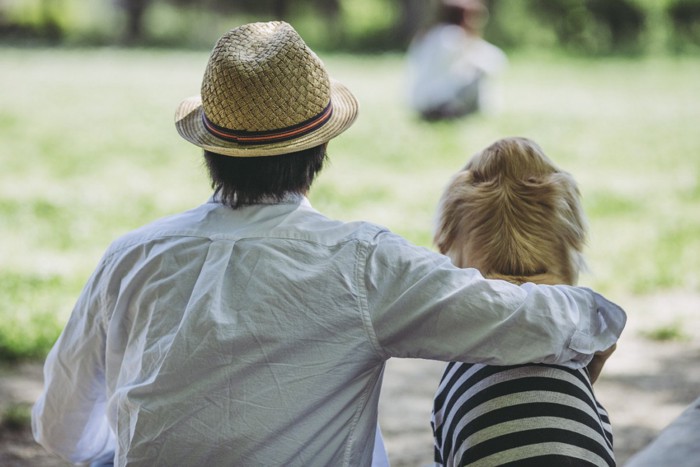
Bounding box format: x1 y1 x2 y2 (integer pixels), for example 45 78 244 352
361 232 626 367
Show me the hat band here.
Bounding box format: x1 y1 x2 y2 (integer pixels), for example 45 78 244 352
202 102 333 145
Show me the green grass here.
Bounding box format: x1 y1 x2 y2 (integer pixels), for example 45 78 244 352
1 47 698 360
641 322 691 342
1 402 33 431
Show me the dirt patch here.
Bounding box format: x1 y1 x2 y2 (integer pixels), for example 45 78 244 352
2 292 698 466
0 363 70 466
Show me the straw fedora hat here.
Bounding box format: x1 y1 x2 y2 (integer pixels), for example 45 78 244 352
175 21 359 157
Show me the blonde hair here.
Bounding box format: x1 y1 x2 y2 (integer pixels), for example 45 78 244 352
434 137 587 285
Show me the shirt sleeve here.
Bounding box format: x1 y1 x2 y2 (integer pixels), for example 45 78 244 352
361 231 626 368
32 261 116 464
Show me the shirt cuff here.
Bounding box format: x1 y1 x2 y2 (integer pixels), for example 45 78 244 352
562 289 627 368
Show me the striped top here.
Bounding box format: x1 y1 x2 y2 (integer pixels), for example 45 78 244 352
431 362 615 467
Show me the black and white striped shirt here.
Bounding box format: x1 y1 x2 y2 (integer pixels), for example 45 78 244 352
432 362 615 466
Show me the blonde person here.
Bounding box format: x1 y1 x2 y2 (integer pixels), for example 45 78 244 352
432 137 618 466
33 23 624 466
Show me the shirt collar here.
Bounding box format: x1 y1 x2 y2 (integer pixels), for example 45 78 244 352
207 192 309 207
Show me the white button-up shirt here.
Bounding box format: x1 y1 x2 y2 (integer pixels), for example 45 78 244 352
32 195 625 466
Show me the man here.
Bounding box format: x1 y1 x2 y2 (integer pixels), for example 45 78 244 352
33 21 625 466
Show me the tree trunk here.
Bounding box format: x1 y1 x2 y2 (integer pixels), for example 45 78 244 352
273 0 289 19
397 0 430 47
316 0 343 46
117 0 153 44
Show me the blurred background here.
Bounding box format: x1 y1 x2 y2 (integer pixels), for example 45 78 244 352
0 0 699 465
2 0 700 53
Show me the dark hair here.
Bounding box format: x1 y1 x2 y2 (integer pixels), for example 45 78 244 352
439 5 467 25
203 144 328 208
437 1 487 32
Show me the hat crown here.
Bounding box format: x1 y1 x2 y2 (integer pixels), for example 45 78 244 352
201 21 331 133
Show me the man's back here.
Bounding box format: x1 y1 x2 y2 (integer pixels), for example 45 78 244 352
101 195 386 465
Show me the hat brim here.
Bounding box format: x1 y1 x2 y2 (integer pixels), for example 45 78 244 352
175 79 358 157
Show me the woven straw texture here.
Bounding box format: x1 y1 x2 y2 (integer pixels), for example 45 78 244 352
175 21 359 157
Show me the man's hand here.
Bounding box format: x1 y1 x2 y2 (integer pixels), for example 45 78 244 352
586 344 617 384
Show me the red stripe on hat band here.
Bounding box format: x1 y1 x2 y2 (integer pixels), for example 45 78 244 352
202 103 333 145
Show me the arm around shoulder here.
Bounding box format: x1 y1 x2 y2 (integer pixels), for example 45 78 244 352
361 232 626 367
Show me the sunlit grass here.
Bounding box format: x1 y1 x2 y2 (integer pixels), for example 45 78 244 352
1 402 33 431
0 47 698 360
641 321 691 342
0 272 74 360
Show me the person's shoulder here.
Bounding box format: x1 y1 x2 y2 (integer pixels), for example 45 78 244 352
410 24 467 49
332 219 390 244
431 23 468 38
473 38 508 60
355 222 441 258
311 216 405 248
102 204 210 259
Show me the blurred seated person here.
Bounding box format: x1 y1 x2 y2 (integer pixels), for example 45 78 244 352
406 0 507 121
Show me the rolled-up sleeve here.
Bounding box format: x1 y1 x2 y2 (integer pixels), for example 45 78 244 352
32 265 115 464
361 231 626 368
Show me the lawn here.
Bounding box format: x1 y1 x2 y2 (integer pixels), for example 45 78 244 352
1 47 698 360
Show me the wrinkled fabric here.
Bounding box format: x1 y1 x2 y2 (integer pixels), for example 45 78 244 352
33 195 625 466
